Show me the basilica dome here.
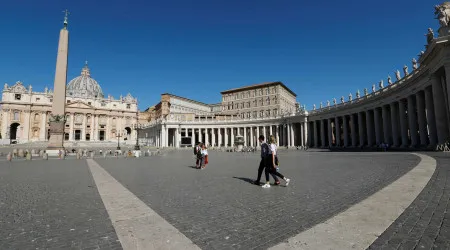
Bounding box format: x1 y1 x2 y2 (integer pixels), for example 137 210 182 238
66 63 104 99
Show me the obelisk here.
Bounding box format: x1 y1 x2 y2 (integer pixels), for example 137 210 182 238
47 10 69 153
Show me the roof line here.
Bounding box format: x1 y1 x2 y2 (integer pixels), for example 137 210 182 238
161 93 211 106
220 81 297 97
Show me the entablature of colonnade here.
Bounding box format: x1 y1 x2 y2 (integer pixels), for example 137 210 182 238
146 114 307 129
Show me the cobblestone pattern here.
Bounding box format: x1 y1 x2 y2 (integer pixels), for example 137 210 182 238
369 152 450 250
0 160 122 250
96 151 420 250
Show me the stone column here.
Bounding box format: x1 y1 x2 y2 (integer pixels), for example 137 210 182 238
407 95 419 147
175 127 179 148
243 127 247 146
425 87 438 147
290 124 295 147
269 125 273 137
205 128 209 146
287 124 291 147
212 128 216 147
40 111 47 140
382 105 391 145
276 125 280 145
320 120 326 147
90 115 95 141
304 120 309 147
231 127 234 146
313 121 319 147
192 128 196 146
350 114 357 147
327 119 333 147
82 114 87 141
374 108 382 145
263 126 267 142
399 99 409 147
300 123 305 146
250 127 253 147
307 122 312 147
161 125 166 147
357 112 364 147
23 111 31 142
390 102 400 147
334 117 340 146
416 91 428 146
224 128 228 147
365 110 374 147
431 75 449 144
343 116 349 147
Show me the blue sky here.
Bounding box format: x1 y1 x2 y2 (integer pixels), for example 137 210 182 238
0 0 443 110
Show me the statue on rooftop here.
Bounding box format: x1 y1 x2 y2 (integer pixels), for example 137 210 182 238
327 100 330 107
356 89 360 99
341 96 344 103
364 88 368 96
395 70 401 80
426 28 435 45
435 3 450 28
313 104 316 110
379 80 384 89
412 58 418 70
333 98 337 105
372 84 376 93
3 83 7 90
320 102 323 109
403 65 409 76
388 75 393 85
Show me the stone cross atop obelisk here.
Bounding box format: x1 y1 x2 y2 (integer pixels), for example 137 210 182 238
47 10 70 152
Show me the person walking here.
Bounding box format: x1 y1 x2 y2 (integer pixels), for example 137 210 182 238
253 135 280 187
264 135 291 188
200 144 208 169
194 142 202 169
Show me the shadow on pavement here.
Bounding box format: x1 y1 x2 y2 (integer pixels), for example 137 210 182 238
233 176 255 185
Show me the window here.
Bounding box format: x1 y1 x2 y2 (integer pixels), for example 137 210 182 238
266 97 270 105
13 112 19 120
15 94 21 100
259 89 263 95
253 111 257 118
266 88 269 95
260 111 264 117
67 100 71 103
113 104 116 107
101 102 106 107
126 104 131 109
36 98 40 101
88 102 91 105
50 99 53 102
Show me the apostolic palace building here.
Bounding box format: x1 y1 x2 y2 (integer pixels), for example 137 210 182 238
3 2 450 151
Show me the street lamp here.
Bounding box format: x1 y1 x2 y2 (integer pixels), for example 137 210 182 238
133 124 142 150
116 132 122 150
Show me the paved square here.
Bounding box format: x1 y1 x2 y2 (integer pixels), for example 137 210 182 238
1 150 442 249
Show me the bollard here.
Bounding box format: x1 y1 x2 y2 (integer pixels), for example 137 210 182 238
90 152 95 158
26 153 32 161
76 152 81 159
43 153 48 160
103 152 107 158
7 152 12 161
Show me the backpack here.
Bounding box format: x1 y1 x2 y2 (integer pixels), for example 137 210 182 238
194 146 198 155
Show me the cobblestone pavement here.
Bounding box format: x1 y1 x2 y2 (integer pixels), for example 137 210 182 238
0 160 121 250
368 152 450 250
96 150 421 250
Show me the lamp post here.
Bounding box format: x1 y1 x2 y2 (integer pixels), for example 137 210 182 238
116 132 122 150
133 124 142 150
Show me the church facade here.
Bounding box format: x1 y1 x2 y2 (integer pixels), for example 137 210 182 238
0 63 139 143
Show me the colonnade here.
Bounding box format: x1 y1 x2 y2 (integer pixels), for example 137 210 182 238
145 121 309 148
307 73 450 149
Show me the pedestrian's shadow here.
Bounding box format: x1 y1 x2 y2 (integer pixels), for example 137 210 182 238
233 177 254 184
187 166 198 169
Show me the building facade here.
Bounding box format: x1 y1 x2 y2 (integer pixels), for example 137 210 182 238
1 63 139 143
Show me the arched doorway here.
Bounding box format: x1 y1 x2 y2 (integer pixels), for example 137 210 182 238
125 127 131 141
10 123 20 140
